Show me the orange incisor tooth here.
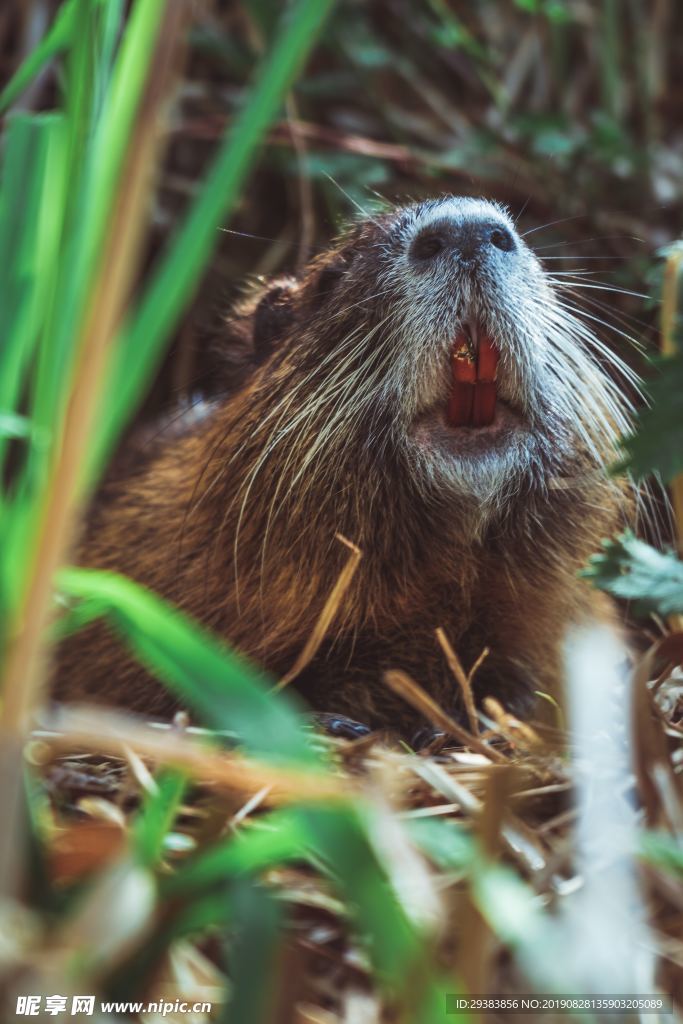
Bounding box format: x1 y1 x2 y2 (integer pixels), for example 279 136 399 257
472 382 496 426
448 382 474 426
471 336 498 427
448 337 477 426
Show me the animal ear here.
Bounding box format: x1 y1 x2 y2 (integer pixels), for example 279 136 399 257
314 254 351 299
315 260 348 299
252 276 298 363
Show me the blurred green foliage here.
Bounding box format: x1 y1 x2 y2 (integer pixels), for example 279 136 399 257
584 531 683 617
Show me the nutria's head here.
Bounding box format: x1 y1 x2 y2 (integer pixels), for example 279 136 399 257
224 196 633 556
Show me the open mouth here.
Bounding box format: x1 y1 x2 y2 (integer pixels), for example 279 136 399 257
447 321 498 428
410 319 526 461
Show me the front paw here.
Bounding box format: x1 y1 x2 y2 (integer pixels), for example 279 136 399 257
311 712 372 740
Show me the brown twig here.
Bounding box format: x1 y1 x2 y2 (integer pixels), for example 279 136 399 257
435 627 480 734
483 696 545 752
276 535 361 689
383 669 508 764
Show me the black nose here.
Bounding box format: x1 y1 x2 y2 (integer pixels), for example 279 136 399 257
410 218 516 264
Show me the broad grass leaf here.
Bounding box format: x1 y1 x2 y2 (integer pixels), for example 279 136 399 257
57 567 318 766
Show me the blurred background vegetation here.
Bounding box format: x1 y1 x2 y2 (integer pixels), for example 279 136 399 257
1 2 682 1022
134 0 683 402
6 0 681 411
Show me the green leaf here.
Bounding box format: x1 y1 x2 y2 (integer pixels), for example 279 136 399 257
617 351 683 481
411 823 544 953
56 567 318 766
582 530 683 616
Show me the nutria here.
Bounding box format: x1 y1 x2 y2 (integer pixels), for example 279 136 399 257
54 196 634 739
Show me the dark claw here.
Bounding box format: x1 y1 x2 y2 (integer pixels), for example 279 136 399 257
312 712 372 740
410 726 446 751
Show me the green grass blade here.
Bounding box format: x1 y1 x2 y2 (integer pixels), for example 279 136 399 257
88 0 336 481
56 566 318 766
303 805 424 985
133 769 188 870
2 0 172 637
219 879 283 1024
0 114 64 481
407 817 475 870
641 832 683 876
27 0 166 489
303 805 451 1017
165 802 450 1016
0 0 77 114
162 810 315 897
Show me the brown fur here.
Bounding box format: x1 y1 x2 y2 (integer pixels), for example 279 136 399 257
54 198 629 737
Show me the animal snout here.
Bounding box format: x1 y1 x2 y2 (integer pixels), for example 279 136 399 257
409 216 516 266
